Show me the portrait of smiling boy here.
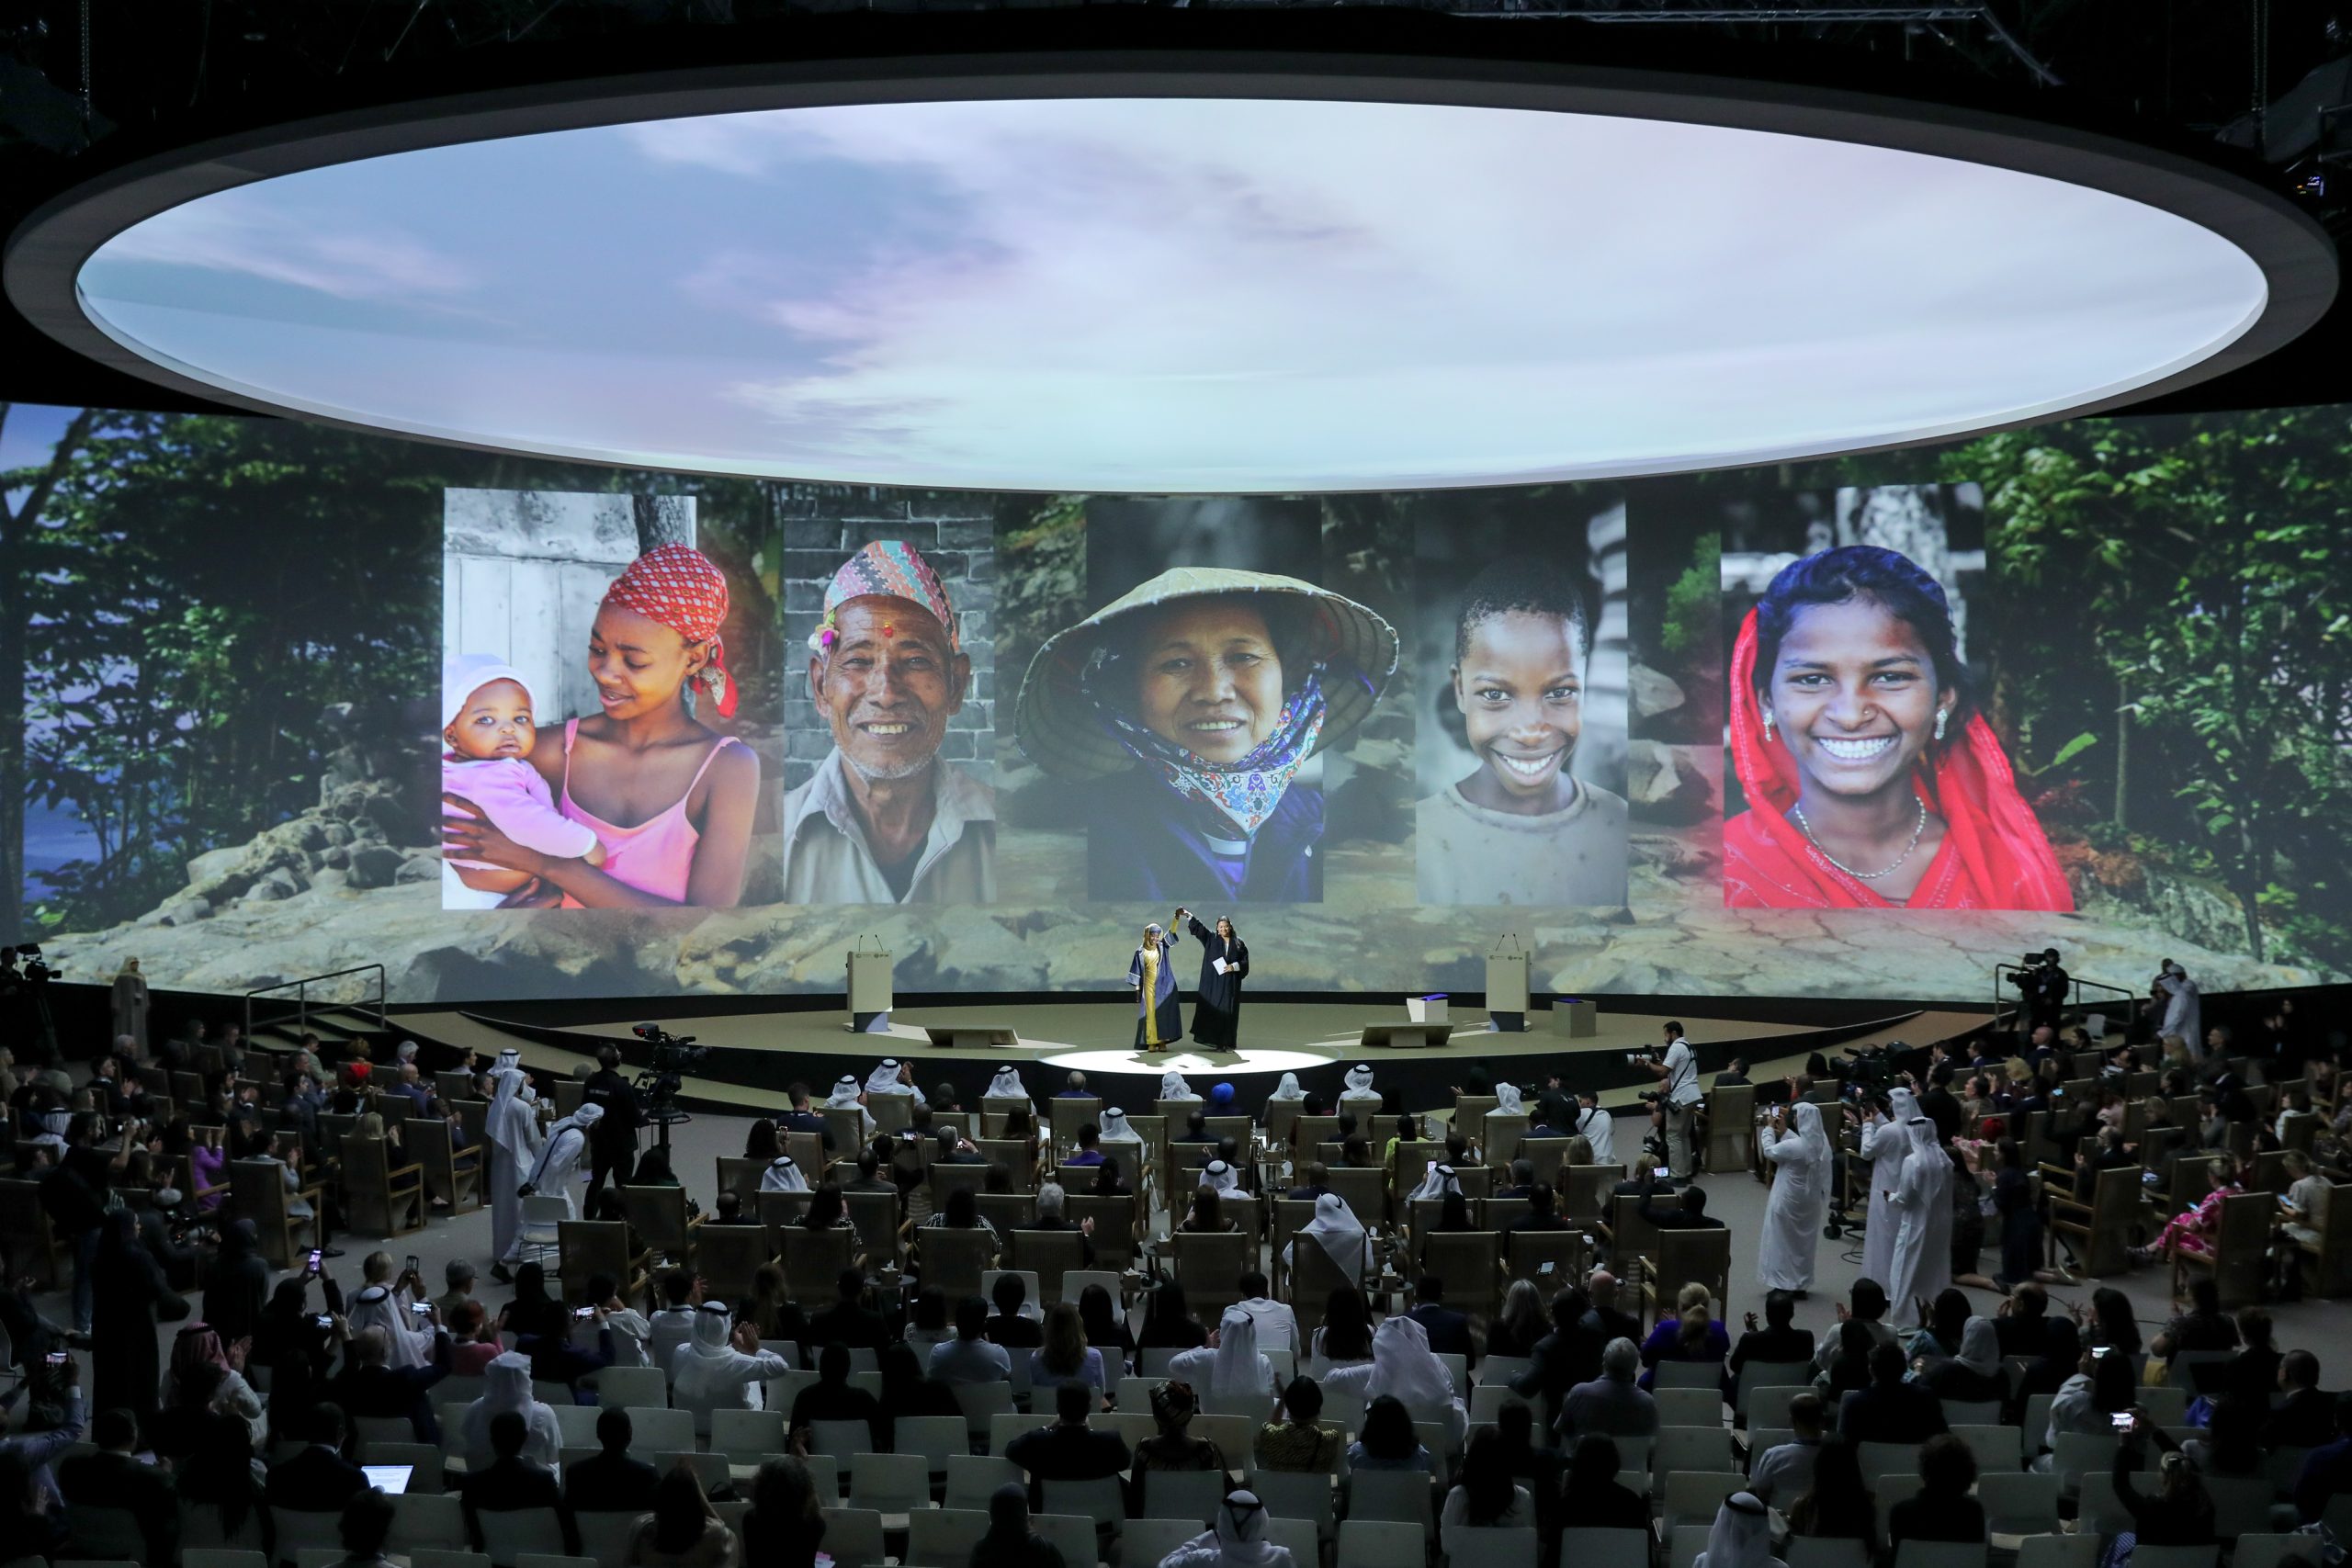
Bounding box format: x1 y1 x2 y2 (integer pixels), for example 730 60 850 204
1415 558 1629 906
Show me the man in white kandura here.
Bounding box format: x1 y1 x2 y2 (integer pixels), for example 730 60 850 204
1857 1084 1918 1293
1883 1115 1952 1312
485 1066 543 1284
1757 1101 1832 1293
516 1102 601 1221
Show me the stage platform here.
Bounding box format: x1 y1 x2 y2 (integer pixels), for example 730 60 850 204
392 996 1999 1122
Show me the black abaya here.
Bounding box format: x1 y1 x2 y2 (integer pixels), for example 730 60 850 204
1186 915 1249 1049
91 1213 171 1424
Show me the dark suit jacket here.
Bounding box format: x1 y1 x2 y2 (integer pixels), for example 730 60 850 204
264 1444 370 1511
1004 1422 1132 1483
1888 1490 1987 1547
327 1360 449 1441
459 1456 579 1554
803 1303 891 1354
59 1449 179 1562
2266 1388 2339 1450
986 1314 1045 1350
1511 1324 1602 1435
1839 1381 1950 1446
1729 1326 1817 1374
562 1450 662 1514
1993 1316 2058 1359
1407 1303 1474 1359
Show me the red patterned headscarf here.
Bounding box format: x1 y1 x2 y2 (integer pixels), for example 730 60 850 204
602 543 737 718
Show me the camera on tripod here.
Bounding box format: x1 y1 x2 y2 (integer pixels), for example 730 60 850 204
11 943 58 983
631 1023 707 1127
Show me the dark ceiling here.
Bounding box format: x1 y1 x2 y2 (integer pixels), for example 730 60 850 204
5 0 2351 425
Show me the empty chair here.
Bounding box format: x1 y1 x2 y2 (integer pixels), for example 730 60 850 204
1338 1518 1426 1568
1141 1468 1227 1525
1445 1525 1541 1568
1979 1472 2060 1538
2233 1539 2327 1568
1344 1470 1434 1533
184 1553 269 1568
848 1453 933 1523
906 1508 989 1568
818 1506 887 1568
1891 1545 1990 1568
943 1455 1023 1514
1031 1512 1097 1568
1656 1387 1723 1427
475 1508 568 1568
2129 1549 2220 1568
1786 1540 1873 1568
1661 1472 1746 1538
2015 1535 2101 1568
1559 1527 1654 1568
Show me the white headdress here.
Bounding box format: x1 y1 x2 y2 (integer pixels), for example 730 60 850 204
760 1155 808 1193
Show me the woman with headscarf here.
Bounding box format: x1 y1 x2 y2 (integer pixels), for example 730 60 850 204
203 1218 271 1347
1170 1306 1279 1407
485 1065 542 1281
673 1301 793 1437
440 542 760 910
822 1075 876 1137
1184 912 1250 1050
1922 1317 2007 1404
1758 1100 1833 1293
1323 1314 1465 1448
1133 1379 1227 1487
1014 569 1399 902
1159 1070 1201 1104
90 1206 171 1422
1722 546 2071 911
1131 922 1182 1051
1885 1117 1953 1310
348 1281 439 1372
518 1101 601 1220
1284 1192 1374 1284
972 1482 1067 1568
758 1154 809 1193
1339 1065 1381 1111
461 1349 563 1471
1154 1488 1295 1568
1693 1490 1786 1568
1859 1084 1921 1293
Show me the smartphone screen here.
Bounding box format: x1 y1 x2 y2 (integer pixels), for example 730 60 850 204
44 1351 69 1366
2091 1345 2112 1359
404 1254 421 1277
306 1248 323 1270
1654 1166 1672 1180
2110 1412 2134 1431
573 1305 594 1319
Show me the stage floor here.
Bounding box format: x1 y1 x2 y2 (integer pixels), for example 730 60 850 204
399 999 1996 1114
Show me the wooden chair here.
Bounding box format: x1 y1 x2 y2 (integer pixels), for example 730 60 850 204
695 1222 775 1303
2045 1164 2138 1278
783 1132 831 1183
1483 1113 1529 1169
820 1108 868 1156
1269 1197 1317 1292
844 1190 902 1268
1068 1194 1136 1269
2295 1179 2352 1296
230 1157 323 1268
406 1117 481 1214
915 1226 999 1300
977 1140 1037 1188
1391 1141 1447 1201
341 1134 427 1239
1168 1231 1250 1312
1288 1238 1363 1329
1453 1095 1499 1149
1521 1137 1575 1187
1562 1166 1617 1224
1048 1097 1102 1161
557 1220 651 1304
975 1193 1035 1236
928 1164 989 1213
1010 1231 1085 1301
782 1226 856 1302
1421 1232 1503 1318
714 1157 766 1210
755 1190 814 1229
2171 1191 2274 1309
1646 1228 1732 1324
620 1184 700 1266
1326 1168 1387 1229
0 1177 64 1286
1705 1085 1757 1173
1509 1227 1589 1285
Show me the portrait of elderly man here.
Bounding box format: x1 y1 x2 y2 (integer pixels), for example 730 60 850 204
782 540 996 902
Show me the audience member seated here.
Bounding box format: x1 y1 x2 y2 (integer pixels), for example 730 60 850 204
1563 1337 1657 1444
1786 1437 1880 1559
1586 1272 1643 1347
2267 1350 2336 1449
626 1468 737 1568
1006 1382 1133 1484
1407 1276 1473 1359
786 1341 887 1450
1812 1280 1894 1374
1731 1291 1816 1377
1078 1283 1136 1371
563 1408 661 1515
985 1272 1046 1349
1232 1269 1298 1352
931 1294 1013 1385
804 1268 891 1357
1559 1433 1651 1532
971 1481 1068 1568
2151 1277 2242 1361
328 1486 401 1568
1486 1280 1548 1360
1639 1281 1729 1390
265 1403 369 1511
1841 1341 1950 1445
1130 1380 1228 1508
460 1409 580 1556
58 1406 179 1564
1345 1394 1435 1477
2041 1340 2139 1466
1029 1300 1112 1403
447 1301 503 1375
1137 1279 1207 1352
1441 1427 1534 1550
648 1269 700 1374
741 1455 827 1568
1751 1391 1826 1504
1323 1314 1465 1445
674 1304 794 1438
1691 1490 1783 1568
1255 1377 1344 1473
1886 1434 1985 1550
2292 1394 2352 1523
1922 1317 2007 1404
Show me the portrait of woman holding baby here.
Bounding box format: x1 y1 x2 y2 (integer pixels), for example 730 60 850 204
441 542 761 909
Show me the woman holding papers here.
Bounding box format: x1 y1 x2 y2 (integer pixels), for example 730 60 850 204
1184 906 1250 1050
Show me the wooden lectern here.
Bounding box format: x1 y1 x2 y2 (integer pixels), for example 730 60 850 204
1487 943 1530 1032
847 939 893 1033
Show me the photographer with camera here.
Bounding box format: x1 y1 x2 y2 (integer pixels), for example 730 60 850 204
1634 1021 1703 1180
580 1045 644 1196
2009 947 2070 1037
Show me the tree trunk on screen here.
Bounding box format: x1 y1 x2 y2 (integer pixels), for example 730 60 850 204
2112 676 2130 832
0 405 99 930
634 493 693 552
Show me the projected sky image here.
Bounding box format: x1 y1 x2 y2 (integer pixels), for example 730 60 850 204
74 96 2270 492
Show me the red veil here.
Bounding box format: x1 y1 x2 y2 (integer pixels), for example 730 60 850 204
1723 608 2074 911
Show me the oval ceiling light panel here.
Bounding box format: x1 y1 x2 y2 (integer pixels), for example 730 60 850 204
14 72 2329 493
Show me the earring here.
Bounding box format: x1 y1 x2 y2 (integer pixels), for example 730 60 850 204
1761 711 1776 740
1934 709 1948 742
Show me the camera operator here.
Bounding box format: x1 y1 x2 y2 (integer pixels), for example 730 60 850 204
1634 1021 1702 1180
2009 947 2069 1035
581 1044 644 1196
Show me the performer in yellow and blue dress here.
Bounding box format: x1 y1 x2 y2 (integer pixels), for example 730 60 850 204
1130 919 1182 1051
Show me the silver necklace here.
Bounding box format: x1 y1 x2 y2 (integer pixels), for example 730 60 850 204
1790 796 1928 881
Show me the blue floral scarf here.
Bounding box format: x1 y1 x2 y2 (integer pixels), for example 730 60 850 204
1099 665 1329 836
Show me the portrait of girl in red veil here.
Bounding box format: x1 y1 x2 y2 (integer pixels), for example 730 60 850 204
1724 545 2073 911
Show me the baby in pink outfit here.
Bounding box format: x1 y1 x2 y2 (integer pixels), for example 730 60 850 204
442 654 604 909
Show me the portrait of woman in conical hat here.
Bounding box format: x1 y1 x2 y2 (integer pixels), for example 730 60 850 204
1015 567 1398 902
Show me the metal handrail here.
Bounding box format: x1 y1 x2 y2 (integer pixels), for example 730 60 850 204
1990 962 2138 1032
244 964 387 1043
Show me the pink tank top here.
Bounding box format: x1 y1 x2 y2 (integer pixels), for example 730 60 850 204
558 718 741 907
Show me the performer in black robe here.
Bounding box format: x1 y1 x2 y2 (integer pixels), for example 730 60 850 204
1186 910 1250 1049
